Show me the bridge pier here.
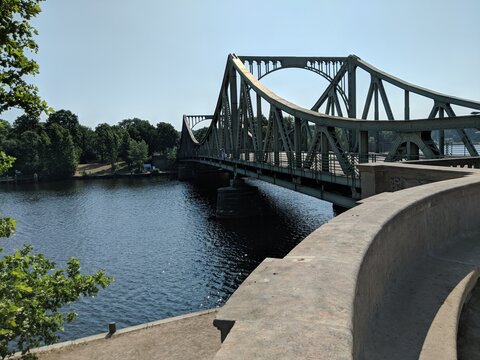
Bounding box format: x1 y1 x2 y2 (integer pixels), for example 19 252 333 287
216 178 262 219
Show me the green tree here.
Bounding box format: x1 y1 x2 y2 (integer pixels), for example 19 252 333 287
15 130 48 176
46 110 80 147
118 118 156 154
77 125 97 163
45 124 78 179
154 122 179 154
95 124 120 171
128 139 148 172
0 121 12 151
0 0 48 115
13 114 41 135
118 129 132 165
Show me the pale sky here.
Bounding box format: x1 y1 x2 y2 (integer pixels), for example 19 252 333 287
3 0 480 130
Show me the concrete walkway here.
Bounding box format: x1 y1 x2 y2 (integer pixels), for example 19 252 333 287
27 309 220 360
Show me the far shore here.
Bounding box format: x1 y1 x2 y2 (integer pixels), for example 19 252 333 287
0 162 177 184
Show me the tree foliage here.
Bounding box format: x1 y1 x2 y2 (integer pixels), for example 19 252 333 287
155 122 179 154
46 110 80 146
13 115 41 135
0 0 48 115
0 151 15 175
128 139 148 172
44 123 78 179
3 112 179 176
95 123 120 170
0 247 111 359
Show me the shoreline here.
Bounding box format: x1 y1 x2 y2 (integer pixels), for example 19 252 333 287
0 169 178 185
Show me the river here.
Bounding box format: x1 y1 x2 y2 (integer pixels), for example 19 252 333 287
0 177 333 341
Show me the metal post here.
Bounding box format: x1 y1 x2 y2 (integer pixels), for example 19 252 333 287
404 90 410 121
359 130 368 163
439 107 444 156
273 108 280 166
374 82 380 153
348 58 357 151
407 142 419 160
256 93 263 162
230 66 238 159
321 132 329 172
294 117 302 168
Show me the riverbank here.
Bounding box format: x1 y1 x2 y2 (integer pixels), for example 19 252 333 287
74 162 177 179
16 309 220 360
0 162 177 184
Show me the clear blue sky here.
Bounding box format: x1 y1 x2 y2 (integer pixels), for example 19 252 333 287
3 0 480 130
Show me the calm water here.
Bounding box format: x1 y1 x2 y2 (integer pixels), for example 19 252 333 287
0 177 333 341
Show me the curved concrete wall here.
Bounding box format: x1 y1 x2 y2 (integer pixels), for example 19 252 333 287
214 167 480 359
353 175 480 357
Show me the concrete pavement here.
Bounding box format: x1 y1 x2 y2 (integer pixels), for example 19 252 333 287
24 309 220 360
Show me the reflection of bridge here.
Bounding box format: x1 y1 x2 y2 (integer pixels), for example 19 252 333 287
178 54 480 207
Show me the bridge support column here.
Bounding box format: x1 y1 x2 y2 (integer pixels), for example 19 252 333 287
321 133 330 172
216 178 262 219
407 142 419 160
359 130 369 163
294 117 302 168
439 130 445 156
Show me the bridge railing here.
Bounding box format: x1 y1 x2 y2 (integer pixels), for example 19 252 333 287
182 148 378 186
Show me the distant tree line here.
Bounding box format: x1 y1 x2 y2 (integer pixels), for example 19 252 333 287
0 110 179 179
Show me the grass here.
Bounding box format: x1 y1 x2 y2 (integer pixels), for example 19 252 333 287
75 161 130 177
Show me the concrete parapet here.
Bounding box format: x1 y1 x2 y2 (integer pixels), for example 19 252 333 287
357 162 476 198
419 270 479 360
214 166 480 359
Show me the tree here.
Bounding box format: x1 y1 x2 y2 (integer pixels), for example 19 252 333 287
118 118 156 154
128 139 148 172
95 124 120 170
13 114 42 135
77 125 97 163
154 122 179 154
0 0 48 115
46 110 80 147
14 130 48 176
0 120 12 149
118 129 132 165
45 124 78 179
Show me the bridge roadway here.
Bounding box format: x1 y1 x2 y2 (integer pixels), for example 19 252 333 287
180 150 369 208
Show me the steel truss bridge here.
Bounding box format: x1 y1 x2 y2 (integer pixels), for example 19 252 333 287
178 54 480 208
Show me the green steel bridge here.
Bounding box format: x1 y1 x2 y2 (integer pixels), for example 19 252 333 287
178 54 480 208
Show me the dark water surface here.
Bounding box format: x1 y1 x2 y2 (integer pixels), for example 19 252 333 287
0 177 333 341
